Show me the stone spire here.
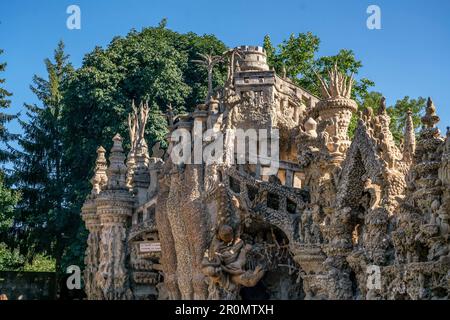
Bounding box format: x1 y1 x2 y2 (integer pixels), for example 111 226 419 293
106 134 128 190
373 96 400 170
402 109 416 164
421 97 440 129
378 96 387 115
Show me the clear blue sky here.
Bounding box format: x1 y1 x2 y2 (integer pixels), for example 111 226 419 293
1 0 449 137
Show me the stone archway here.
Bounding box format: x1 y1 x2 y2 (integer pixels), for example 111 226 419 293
239 217 304 300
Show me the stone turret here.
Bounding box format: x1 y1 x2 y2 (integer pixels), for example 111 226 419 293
313 64 358 163
235 45 269 71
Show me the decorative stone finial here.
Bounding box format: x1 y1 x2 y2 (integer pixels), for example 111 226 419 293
421 97 440 128
106 134 128 190
304 117 318 138
378 97 387 115
112 134 124 151
316 63 353 99
90 145 108 195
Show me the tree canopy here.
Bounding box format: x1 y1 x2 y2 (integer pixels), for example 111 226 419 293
263 33 374 104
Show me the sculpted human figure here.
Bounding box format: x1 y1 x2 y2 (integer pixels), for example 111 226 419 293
201 224 265 299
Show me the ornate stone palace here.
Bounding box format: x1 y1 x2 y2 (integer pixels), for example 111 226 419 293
81 45 450 300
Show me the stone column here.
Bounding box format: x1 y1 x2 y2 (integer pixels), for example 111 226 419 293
81 146 108 299
81 197 102 299
95 134 134 300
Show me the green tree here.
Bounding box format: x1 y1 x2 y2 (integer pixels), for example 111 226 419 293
262 34 374 104
13 41 74 272
0 49 21 268
0 242 24 271
263 35 277 70
0 172 20 236
0 49 18 164
23 253 56 272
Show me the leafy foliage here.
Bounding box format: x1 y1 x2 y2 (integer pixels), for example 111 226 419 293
13 41 75 272
0 172 20 236
23 253 56 272
262 34 374 104
0 49 18 164
0 242 55 271
0 48 20 244
0 242 24 271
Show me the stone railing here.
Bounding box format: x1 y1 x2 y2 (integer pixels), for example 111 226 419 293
222 165 308 243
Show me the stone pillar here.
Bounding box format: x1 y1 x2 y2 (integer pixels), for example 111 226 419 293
81 146 108 299
81 198 102 299
438 128 450 239
95 134 134 300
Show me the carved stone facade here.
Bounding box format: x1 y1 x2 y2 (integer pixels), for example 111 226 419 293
81 46 449 300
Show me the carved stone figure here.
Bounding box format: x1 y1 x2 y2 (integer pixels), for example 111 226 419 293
201 224 265 299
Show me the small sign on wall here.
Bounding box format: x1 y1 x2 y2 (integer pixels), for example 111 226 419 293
139 242 161 253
